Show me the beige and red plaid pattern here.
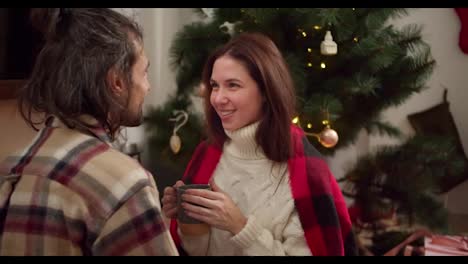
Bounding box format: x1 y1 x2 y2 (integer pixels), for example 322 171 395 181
0 116 178 256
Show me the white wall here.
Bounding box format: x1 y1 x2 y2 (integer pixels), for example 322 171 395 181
115 9 198 160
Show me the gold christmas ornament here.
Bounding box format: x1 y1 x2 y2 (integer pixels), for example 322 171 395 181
168 110 189 154
305 125 339 148
318 126 339 148
293 109 338 148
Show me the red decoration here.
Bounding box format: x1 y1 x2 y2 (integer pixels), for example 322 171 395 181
455 8 468 54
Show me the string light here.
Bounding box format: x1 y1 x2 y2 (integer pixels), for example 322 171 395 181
307 62 313 67
307 48 312 53
314 25 321 30
302 31 307 37
292 116 299 124
353 37 359 42
307 123 312 129
352 8 356 10
320 62 326 69
322 120 329 125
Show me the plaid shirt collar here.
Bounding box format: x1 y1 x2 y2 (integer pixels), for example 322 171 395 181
46 115 112 145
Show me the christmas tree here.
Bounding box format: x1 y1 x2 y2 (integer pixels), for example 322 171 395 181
146 8 435 172
145 8 435 173
144 8 464 254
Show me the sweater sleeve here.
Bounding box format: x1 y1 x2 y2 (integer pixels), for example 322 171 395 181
230 212 312 256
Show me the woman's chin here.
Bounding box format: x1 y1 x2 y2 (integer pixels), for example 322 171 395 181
222 123 238 132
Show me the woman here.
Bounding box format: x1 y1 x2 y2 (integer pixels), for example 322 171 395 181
162 32 356 256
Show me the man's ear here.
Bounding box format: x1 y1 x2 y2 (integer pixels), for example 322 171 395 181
107 68 126 95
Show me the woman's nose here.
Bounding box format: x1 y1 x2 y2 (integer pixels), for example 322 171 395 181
213 89 228 104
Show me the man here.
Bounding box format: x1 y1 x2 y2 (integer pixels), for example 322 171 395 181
0 8 178 256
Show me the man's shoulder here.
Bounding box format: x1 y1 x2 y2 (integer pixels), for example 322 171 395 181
88 146 149 179
46 126 154 197
54 125 147 172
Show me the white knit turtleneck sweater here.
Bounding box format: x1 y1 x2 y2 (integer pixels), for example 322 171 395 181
179 122 311 256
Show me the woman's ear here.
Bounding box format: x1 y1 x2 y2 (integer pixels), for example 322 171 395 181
107 68 126 96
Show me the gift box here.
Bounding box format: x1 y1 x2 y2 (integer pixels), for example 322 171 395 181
424 235 468 256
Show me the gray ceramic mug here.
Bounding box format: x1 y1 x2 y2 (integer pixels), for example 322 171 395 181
176 184 211 224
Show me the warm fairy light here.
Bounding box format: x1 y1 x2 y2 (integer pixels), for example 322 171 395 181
353 37 359 42
292 116 299 124
307 123 312 129
314 25 321 30
322 120 329 125
320 62 326 69
307 62 313 67
352 8 356 10
302 32 307 37
307 48 312 53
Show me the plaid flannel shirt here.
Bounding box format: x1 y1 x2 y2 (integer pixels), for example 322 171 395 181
0 116 178 256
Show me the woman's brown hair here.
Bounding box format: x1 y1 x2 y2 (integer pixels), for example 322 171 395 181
19 8 143 140
202 32 296 162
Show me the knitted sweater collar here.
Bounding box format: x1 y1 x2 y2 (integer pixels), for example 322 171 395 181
224 122 266 160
